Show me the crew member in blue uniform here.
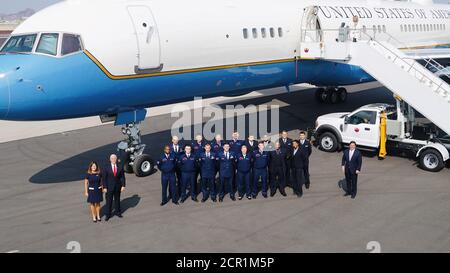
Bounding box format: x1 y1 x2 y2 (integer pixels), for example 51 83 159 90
198 143 217 202
298 131 312 189
192 134 205 193
228 131 244 155
252 142 270 198
236 145 253 200
157 145 179 206
177 145 198 203
211 134 224 154
217 143 236 202
269 142 288 197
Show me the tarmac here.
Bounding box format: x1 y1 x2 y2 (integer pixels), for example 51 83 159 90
0 83 449 253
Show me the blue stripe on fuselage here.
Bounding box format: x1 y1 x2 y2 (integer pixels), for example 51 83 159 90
0 52 374 121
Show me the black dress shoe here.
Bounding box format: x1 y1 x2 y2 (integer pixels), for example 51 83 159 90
105 216 110 222
180 197 187 203
173 202 180 205
305 184 310 189
192 197 198 202
280 191 287 197
297 193 303 198
238 196 243 200
93 219 97 223
262 193 268 198
212 199 217 203
219 198 223 202
116 214 123 218
231 196 236 201
344 193 351 197
252 195 256 199
97 217 102 222
351 195 356 199
160 201 168 206
270 191 276 197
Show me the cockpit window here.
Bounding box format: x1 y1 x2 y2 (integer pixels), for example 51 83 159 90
61 34 83 55
36 33 59 56
1 34 37 53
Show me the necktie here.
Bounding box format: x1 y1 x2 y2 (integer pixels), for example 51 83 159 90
175 145 178 153
113 164 117 177
226 153 229 160
207 153 209 158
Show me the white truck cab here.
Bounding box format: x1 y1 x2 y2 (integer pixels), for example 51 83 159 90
313 100 450 172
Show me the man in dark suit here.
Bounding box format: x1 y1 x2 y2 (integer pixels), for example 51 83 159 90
278 130 293 187
298 131 312 189
341 141 362 199
290 140 305 197
169 135 183 195
102 154 126 221
245 135 258 154
269 142 287 197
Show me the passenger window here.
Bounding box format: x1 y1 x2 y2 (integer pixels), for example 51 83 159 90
348 111 377 125
36 33 59 56
243 28 248 39
278 27 283 37
270 28 275 38
252 28 258 38
62 34 82 55
261 28 267 38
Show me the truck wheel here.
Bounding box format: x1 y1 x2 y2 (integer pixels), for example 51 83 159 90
419 149 445 172
133 154 155 177
315 88 327 103
318 132 339 152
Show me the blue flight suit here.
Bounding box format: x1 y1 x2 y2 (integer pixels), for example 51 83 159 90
236 153 253 198
217 151 236 199
252 150 269 196
192 140 205 191
198 151 217 201
229 139 244 155
156 153 178 204
177 153 197 200
211 140 224 155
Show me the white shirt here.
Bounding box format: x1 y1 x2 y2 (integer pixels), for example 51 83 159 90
173 144 179 153
349 149 355 161
186 153 190 158
293 148 298 155
225 152 229 159
301 140 305 145
111 163 117 172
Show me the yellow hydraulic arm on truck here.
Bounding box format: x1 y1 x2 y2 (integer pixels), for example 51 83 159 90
378 111 387 159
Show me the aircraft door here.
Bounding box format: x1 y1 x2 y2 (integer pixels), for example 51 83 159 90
127 6 163 73
300 6 322 43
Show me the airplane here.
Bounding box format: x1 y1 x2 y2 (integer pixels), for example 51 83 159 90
0 0 449 177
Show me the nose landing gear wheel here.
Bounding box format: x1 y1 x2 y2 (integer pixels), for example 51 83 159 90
133 154 155 177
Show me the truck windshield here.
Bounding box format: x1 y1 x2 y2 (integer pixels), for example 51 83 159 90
0 34 37 53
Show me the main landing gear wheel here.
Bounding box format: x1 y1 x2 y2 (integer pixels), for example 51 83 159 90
117 123 155 177
337 87 348 103
315 87 348 104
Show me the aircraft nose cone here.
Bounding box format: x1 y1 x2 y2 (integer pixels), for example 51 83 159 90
0 71 10 119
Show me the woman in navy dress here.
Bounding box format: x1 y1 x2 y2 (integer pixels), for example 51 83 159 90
84 161 103 222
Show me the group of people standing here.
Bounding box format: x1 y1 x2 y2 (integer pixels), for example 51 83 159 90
156 130 313 206
82 131 363 222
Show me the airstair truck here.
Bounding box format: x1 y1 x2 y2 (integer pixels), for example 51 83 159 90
313 98 450 172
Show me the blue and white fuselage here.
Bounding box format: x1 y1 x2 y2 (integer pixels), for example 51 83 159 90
0 0 449 121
